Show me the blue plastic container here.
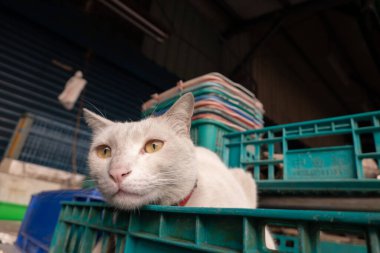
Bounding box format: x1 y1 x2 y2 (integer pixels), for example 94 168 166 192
73 188 104 202
16 189 103 253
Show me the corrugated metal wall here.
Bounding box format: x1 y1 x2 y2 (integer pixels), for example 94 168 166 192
0 10 160 158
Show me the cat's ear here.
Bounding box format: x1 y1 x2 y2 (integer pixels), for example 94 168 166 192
83 109 113 133
162 93 194 136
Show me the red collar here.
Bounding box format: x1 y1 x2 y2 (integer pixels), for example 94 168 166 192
176 180 197 207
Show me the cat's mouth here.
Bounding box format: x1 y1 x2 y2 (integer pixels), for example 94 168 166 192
113 189 143 198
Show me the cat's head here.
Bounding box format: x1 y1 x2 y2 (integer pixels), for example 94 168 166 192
84 93 197 209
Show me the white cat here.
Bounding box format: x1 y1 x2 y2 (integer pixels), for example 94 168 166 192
84 93 275 249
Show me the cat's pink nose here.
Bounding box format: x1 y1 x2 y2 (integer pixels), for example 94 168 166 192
109 169 131 183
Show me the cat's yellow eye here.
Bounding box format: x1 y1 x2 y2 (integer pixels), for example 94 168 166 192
144 140 164 153
96 145 112 159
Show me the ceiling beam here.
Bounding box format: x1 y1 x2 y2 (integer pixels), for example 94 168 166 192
212 0 242 24
222 0 356 39
230 16 285 78
97 0 168 42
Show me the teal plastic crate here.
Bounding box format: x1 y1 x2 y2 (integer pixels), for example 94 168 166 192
223 110 380 194
191 119 234 158
50 202 380 253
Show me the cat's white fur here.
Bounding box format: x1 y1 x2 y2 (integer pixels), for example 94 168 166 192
84 93 257 209
84 93 274 249
187 148 257 208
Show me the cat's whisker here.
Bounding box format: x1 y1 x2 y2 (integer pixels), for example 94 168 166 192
82 99 107 118
150 102 160 116
155 172 183 176
152 177 178 180
150 180 179 185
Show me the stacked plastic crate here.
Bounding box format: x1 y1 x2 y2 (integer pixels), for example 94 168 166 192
22 73 380 252
48 110 380 253
142 72 264 157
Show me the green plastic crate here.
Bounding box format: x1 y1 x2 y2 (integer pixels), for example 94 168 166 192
191 119 234 158
50 202 380 253
0 201 27 220
223 110 380 194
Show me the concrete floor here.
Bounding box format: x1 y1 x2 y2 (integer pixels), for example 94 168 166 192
0 221 20 237
0 221 21 253
0 244 21 253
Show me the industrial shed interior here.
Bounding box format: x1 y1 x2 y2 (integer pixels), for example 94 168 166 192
1 0 380 152
0 0 380 253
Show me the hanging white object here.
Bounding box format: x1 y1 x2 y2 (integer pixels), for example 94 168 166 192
58 71 87 110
